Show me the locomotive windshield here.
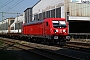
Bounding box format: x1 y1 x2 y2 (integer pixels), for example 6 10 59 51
52 21 66 28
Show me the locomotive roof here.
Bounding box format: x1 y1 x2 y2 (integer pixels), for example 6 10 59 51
24 20 44 26
24 18 66 26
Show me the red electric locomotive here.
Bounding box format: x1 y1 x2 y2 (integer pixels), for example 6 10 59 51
22 18 70 44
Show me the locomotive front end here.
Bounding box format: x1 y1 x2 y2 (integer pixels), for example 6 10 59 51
51 19 70 42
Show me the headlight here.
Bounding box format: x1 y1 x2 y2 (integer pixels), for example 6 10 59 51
63 29 66 32
54 29 58 33
56 29 58 32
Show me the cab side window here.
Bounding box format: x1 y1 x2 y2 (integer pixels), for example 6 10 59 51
46 22 48 26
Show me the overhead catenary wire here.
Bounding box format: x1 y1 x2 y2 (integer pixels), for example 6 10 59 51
5 0 24 12
0 0 90 19
0 0 23 20
0 12 20 21
0 0 11 8
0 0 19 13
0 0 89 15
0 0 14 9
0 0 89 13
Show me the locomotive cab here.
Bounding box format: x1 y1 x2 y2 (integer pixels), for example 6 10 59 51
52 20 67 35
50 18 70 43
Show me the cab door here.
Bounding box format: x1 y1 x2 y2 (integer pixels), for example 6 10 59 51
44 21 50 35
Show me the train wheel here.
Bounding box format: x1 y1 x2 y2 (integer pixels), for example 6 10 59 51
58 41 66 46
48 39 54 45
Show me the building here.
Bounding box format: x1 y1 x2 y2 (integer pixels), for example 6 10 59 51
32 0 65 20
0 18 15 33
10 14 24 33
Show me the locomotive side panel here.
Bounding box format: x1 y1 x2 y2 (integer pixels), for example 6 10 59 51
30 24 38 35
23 25 28 34
29 23 43 35
38 23 43 35
23 21 44 36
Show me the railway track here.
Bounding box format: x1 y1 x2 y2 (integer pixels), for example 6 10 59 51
0 37 82 60
67 41 90 47
64 41 90 52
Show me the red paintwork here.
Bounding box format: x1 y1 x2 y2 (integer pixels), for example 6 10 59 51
22 18 68 37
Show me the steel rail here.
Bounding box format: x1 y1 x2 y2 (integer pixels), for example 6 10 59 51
0 37 83 60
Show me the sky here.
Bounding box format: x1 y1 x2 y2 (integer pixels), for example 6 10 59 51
0 0 39 21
